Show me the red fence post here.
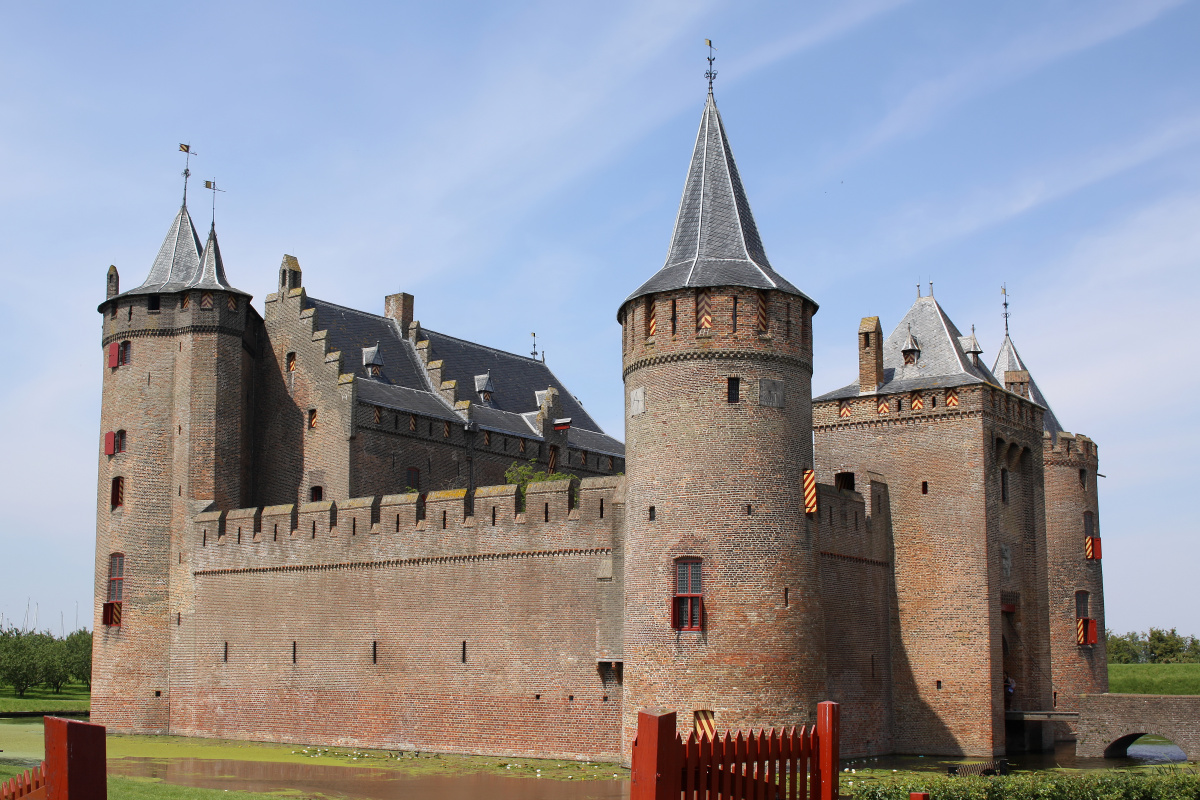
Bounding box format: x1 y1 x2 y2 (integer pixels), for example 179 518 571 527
44 717 107 800
631 709 680 800
817 702 840 800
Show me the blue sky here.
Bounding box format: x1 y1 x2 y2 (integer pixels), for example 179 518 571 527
1 1 1197 636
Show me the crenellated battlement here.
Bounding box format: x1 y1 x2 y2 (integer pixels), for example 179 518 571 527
1044 430 1098 462
191 476 626 574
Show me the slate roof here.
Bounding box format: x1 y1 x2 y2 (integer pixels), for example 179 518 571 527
992 335 1064 436
623 90 815 312
305 297 624 456
116 206 250 299
122 203 205 296
816 296 1002 401
192 223 251 296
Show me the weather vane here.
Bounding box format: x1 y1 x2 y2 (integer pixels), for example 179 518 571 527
179 143 196 204
204 179 225 224
1002 283 1011 335
705 39 717 91
531 332 538 359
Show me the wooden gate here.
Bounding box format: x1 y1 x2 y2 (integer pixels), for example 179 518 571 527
631 701 840 800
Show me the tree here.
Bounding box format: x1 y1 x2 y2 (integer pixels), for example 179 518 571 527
37 633 70 693
0 627 43 696
64 629 92 688
1106 629 1145 664
1146 628 1200 664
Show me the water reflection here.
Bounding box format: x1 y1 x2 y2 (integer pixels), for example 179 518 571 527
841 740 1187 774
110 757 630 800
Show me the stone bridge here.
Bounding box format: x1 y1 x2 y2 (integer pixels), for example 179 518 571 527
1076 693 1200 759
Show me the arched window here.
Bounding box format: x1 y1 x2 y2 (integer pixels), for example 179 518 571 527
672 559 703 631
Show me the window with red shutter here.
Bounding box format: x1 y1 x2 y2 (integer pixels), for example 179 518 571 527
108 342 119 368
110 476 124 509
115 430 126 453
673 559 703 631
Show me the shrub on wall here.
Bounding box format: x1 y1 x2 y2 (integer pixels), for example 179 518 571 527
853 771 1200 800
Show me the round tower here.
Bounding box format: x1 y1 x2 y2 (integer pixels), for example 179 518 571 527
993 334 1106 739
620 89 825 749
93 200 256 733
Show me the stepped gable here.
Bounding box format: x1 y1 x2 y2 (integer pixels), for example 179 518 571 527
305 296 623 455
121 202 205 296
623 89 814 309
993 334 1064 436
817 295 1002 401
191 223 251 296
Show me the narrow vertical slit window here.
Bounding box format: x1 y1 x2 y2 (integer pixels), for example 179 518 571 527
292 641 297 663
372 640 378 664
731 296 738 333
727 377 740 403
671 299 678 335
110 476 124 509
645 297 656 337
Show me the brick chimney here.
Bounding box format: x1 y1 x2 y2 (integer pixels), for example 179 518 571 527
385 292 414 332
858 316 884 393
1005 370 1031 399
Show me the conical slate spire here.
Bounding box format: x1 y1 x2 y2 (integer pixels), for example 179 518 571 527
993 335 1063 436
134 202 204 293
191 222 248 295
624 90 813 307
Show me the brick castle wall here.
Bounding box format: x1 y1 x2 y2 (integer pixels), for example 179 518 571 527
814 382 1051 756
163 477 625 760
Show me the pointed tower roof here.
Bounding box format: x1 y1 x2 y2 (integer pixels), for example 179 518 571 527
816 295 1002 401
623 90 813 310
993 335 1063 436
191 223 250 296
126 203 204 296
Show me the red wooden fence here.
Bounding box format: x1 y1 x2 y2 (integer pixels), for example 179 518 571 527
0 717 106 800
631 701 840 800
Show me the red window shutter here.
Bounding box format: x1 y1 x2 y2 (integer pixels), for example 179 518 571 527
1086 619 1098 645
698 596 705 630
670 597 678 629
104 432 115 455
108 342 119 367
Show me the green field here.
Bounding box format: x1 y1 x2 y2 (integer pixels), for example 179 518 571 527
0 682 90 714
1109 663 1200 695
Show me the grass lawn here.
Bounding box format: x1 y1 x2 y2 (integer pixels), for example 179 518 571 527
1108 663 1200 694
0 682 90 714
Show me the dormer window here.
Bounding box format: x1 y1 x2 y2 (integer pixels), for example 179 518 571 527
362 343 384 377
901 326 920 366
147 294 161 312
475 372 495 405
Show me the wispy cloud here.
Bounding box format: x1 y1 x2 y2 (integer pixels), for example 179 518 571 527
834 0 1186 166
862 113 1200 265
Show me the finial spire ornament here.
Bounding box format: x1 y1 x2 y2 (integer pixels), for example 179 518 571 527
1001 283 1010 336
179 143 196 205
704 39 718 92
204 179 225 226
916 282 921 298
929 281 934 297
530 332 539 359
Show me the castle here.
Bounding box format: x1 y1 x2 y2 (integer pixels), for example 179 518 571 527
92 86 1106 761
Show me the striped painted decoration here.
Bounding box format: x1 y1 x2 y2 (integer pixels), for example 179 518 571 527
1085 536 1102 560
910 393 924 411
647 298 656 337
877 397 890 415
803 469 818 514
694 709 717 741
757 291 769 333
946 389 959 407
839 401 851 418
696 290 712 330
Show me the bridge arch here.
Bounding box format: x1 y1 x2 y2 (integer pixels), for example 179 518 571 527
1077 694 1200 760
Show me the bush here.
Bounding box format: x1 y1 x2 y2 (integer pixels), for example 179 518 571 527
504 461 578 512
852 771 1200 800
1107 628 1200 664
